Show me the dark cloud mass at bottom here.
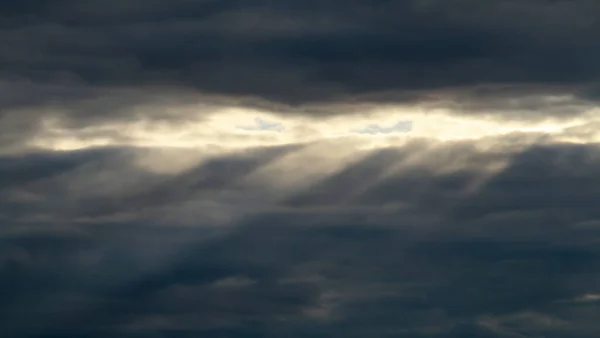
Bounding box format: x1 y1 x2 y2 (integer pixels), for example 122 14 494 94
2 140 600 337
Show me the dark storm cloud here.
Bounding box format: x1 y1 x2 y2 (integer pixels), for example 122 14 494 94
3 140 600 336
9 3 600 337
2 0 600 113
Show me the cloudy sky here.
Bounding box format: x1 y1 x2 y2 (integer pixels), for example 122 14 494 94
2 1 600 337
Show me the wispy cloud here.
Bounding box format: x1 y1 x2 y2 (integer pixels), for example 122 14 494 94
237 118 285 132
355 120 413 135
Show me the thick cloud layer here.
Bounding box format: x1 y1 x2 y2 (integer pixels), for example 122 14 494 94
2 139 600 337
2 0 600 109
3 1 600 337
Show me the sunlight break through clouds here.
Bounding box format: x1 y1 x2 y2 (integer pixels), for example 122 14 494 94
355 120 413 135
20 104 600 155
236 117 285 132
5 1 600 336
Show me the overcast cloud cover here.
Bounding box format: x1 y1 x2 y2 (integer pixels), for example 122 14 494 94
3 1 600 337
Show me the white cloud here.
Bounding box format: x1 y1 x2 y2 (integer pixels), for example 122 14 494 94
236 117 285 132
8 98 600 157
355 120 413 134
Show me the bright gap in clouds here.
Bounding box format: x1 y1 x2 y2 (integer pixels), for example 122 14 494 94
25 104 600 154
16 102 597 227
16 100 600 212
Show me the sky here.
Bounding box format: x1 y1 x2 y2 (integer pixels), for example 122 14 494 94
2 1 600 337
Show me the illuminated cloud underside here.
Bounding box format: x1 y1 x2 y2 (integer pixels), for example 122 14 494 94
26 105 600 153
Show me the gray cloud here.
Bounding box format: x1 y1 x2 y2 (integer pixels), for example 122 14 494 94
3 1 600 336
2 0 600 116
2 140 600 336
